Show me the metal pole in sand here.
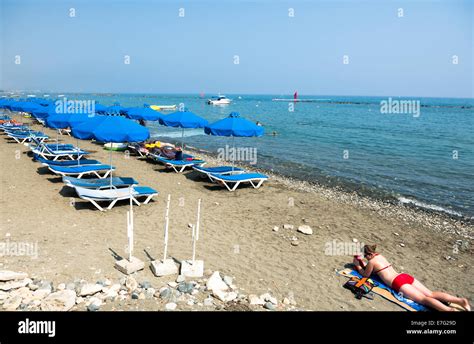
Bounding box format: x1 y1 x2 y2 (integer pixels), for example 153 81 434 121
127 186 134 261
192 199 202 264
163 194 171 261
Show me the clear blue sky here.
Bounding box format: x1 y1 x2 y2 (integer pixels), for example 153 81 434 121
0 0 472 97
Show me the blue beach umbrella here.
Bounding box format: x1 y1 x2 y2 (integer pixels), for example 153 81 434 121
159 110 208 149
72 115 150 185
105 103 127 116
205 112 264 169
126 104 163 122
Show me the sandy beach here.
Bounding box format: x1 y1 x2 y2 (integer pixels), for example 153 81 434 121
0 114 472 311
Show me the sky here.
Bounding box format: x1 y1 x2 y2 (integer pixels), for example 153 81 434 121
0 0 472 97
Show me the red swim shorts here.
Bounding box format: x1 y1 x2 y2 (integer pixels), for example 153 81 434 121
391 273 414 293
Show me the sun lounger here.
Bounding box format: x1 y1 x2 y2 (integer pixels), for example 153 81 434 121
74 185 158 211
208 172 269 191
7 131 49 144
152 155 206 173
30 141 90 161
48 164 115 178
63 176 139 189
35 155 101 166
192 165 245 180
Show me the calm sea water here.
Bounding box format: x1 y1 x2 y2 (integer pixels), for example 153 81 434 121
21 93 474 218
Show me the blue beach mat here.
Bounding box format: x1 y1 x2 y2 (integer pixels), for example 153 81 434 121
337 268 428 312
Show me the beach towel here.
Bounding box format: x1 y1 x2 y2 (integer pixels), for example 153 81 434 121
337 268 428 311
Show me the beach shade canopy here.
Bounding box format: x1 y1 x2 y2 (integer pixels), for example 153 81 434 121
71 115 150 142
18 102 42 113
204 112 264 137
46 113 94 129
93 103 108 114
159 110 208 149
105 103 127 116
71 115 150 186
205 112 264 170
126 105 163 121
159 110 208 129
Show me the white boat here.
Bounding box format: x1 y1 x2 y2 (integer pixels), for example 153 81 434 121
150 104 177 111
207 95 231 105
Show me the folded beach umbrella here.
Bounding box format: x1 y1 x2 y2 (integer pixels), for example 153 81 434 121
159 110 208 150
205 112 264 169
72 115 150 186
126 104 163 122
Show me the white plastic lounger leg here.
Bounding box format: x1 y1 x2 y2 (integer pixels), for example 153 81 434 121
178 165 187 173
102 170 112 179
132 197 141 206
141 194 155 205
107 199 120 210
84 197 106 211
249 179 265 189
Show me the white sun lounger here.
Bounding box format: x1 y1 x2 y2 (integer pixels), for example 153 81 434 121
208 173 269 191
74 185 158 211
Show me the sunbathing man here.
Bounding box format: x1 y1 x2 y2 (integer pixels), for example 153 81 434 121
353 244 470 311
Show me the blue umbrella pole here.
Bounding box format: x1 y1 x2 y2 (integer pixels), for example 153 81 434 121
181 128 185 150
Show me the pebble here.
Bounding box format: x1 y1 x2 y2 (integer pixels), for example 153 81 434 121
204 297 213 306
176 275 186 283
297 225 313 235
40 290 76 311
399 243 405 247
177 282 194 294
79 283 103 297
352 238 358 243
283 224 294 230
165 302 177 311
139 281 151 289
3 295 22 310
291 241 299 246
223 276 233 286
249 294 265 305
168 282 178 288
206 272 228 293
0 271 28 282
125 276 138 292
272 226 279 232
159 288 171 299
131 292 139 300
264 302 275 310
57 283 66 291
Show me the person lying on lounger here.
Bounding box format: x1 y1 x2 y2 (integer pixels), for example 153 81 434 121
353 244 470 311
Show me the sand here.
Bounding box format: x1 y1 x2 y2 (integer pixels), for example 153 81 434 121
0 114 472 311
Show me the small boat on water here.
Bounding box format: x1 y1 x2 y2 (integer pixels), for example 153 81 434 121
150 105 177 111
207 94 231 105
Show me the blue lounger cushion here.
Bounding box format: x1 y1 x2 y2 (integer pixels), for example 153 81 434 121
156 157 205 165
35 156 101 166
133 186 158 195
194 166 244 174
50 164 114 174
209 173 268 181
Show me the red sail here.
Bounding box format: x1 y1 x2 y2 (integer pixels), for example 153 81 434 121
294 91 298 100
